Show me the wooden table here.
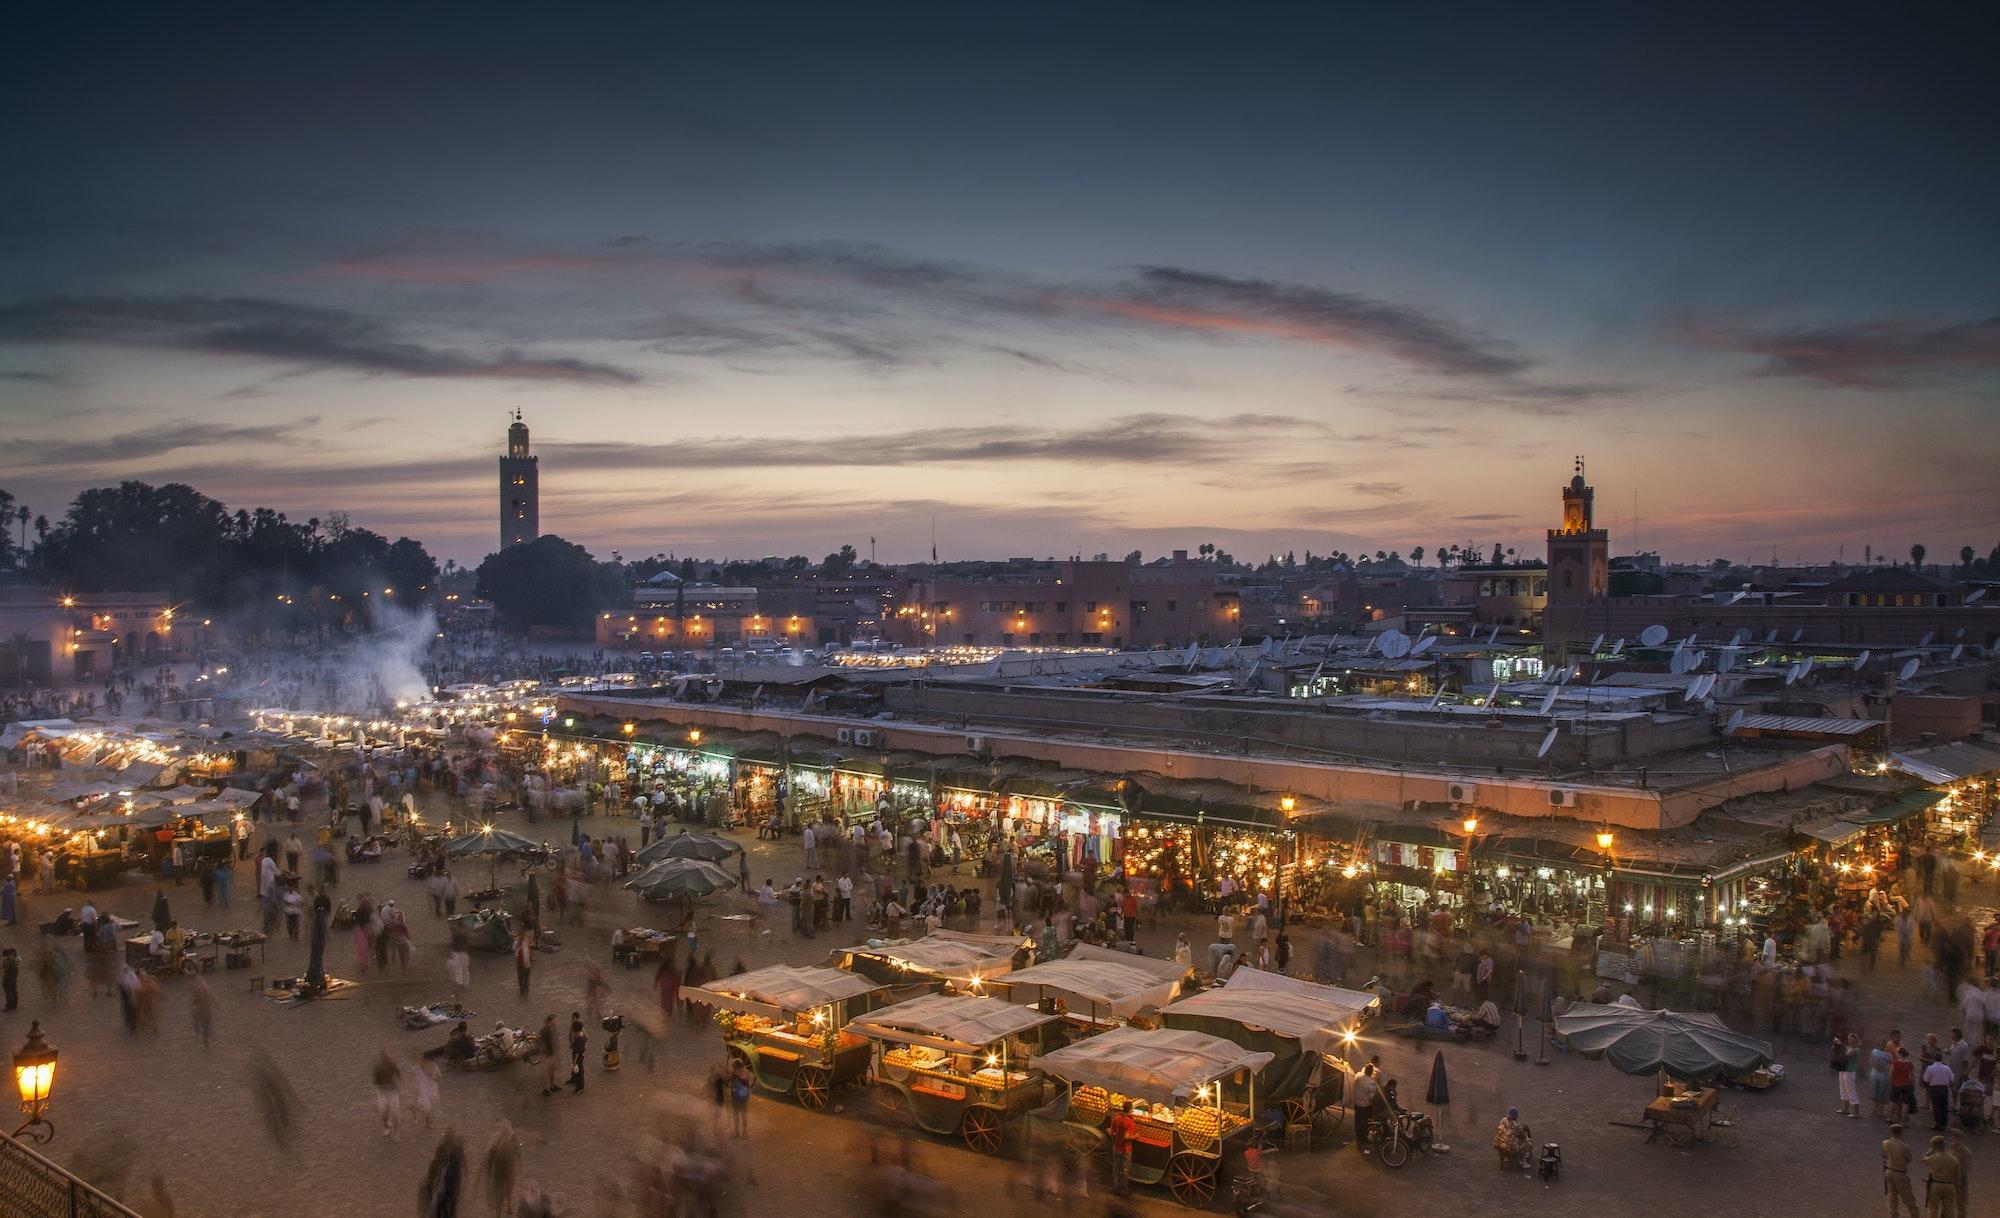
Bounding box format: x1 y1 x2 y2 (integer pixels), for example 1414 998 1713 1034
1642 1088 1719 1145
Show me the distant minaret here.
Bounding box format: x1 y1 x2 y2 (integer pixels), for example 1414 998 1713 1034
499 409 539 548
1543 455 1608 645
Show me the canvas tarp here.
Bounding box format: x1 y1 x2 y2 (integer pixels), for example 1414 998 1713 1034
1063 942 1189 984
1163 983 1368 1053
1032 1027 1274 1106
850 994 1058 1053
1553 1002 1774 1082
998 958 1183 1019
1221 967 1380 1019
838 935 1024 984
685 964 885 1019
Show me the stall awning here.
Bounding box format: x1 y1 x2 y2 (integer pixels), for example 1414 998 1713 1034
1796 817 1867 847
836 934 1022 981
1162 979 1370 1054
1032 1027 1274 1106
1890 742 2000 785
683 964 884 1018
849 994 1057 1053
1848 789 1947 826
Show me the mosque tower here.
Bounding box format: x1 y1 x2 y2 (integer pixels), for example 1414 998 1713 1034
499 409 539 549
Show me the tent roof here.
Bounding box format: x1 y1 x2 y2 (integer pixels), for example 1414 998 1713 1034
850 994 1057 1052
1162 982 1367 1054
1032 1027 1274 1105
1221 968 1380 1017
999 953 1184 1019
838 935 1022 980
1063 942 1188 984
686 964 883 1017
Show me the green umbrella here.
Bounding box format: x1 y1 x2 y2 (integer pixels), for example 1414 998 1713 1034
625 857 737 903
1553 1003 1773 1083
634 830 742 867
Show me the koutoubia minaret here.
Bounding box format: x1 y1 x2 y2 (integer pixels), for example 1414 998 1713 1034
499 410 539 549
1543 455 1608 645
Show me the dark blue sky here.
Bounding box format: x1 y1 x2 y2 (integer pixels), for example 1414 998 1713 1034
3 3 1995 563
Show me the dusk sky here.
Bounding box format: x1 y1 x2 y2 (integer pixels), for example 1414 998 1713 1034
3 4 1996 567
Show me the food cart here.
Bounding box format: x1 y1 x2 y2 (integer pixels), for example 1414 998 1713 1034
995 943 1188 1042
1159 969 1376 1142
850 992 1058 1153
685 965 888 1110
1032 1026 1271 1207
834 929 1033 989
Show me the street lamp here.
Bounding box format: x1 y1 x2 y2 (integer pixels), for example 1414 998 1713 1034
622 722 636 736
1462 815 1480 835
1279 794 1296 814
1596 830 1615 852
13 1021 57 1144
687 728 702 744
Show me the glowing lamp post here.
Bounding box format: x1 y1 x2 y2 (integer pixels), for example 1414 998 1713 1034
13 1021 57 1144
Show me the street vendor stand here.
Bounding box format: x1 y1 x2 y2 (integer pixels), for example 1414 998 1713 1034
685 965 888 1110
834 929 1032 989
996 943 1188 1042
1160 969 1376 1142
851 993 1058 1153
1031 1026 1271 1207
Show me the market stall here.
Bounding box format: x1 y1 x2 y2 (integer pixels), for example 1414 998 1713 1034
1160 969 1373 1130
996 943 1188 1040
834 929 1033 989
1031 1026 1271 1207
685 965 888 1109
850 993 1058 1153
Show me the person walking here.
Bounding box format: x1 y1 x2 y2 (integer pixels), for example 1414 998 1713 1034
1883 1124 1919 1218
421 1131 466 1218
513 929 533 997
484 1119 518 1217
1 948 18 1011
1944 1130 1971 1218
372 1050 403 1137
412 1057 441 1129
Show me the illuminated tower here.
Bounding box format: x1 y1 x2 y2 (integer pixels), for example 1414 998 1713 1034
1543 455 1608 644
499 410 539 548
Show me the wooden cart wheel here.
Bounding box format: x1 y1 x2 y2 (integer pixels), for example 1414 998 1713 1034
726 1046 751 1069
874 1085 909 1124
961 1106 1004 1155
795 1065 830 1110
1165 1154 1217 1207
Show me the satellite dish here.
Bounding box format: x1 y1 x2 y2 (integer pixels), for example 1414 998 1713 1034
1669 649 1692 675
1687 650 1706 672
1684 634 1699 650
1590 633 1605 655
1968 589 1987 604
1898 658 1920 683
1183 642 1200 670
1724 709 1745 736
1258 637 1274 658
1426 688 1444 710
1538 688 1559 715
1488 625 1501 645
1791 628 1804 643
1799 655 1813 677
1716 650 1736 672
1918 631 1933 648
1379 631 1412 659
1410 635 1437 656
1765 629 1778 643
1728 629 1749 647
1362 635 1378 655
1483 684 1500 709
1954 627 1965 639
1699 673 1718 699
1683 676 1702 701
1782 663 1800 686
1554 665 1571 686
1536 726 1558 758
1852 650 1870 671
1639 624 1669 648
1950 643 1964 661
1609 638 1626 657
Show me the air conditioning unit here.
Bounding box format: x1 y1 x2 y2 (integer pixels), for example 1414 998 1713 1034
965 734 991 755
835 728 854 746
1547 789 1580 808
1446 782 1479 804
852 729 877 748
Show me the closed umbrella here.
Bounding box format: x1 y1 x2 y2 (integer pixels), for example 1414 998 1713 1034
1425 1049 1451 1151
1553 1003 1774 1083
634 831 741 867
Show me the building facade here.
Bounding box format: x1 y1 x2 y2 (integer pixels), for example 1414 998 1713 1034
498 411 539 549
889 559 1239 648
1543 458 1609 644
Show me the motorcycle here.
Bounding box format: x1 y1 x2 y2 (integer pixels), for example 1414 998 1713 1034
1366 1083 1434 1168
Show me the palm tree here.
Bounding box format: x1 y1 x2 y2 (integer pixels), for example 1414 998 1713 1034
14 506 26 555
1961 545 1976 574
1910 543 1926 570
1411 546 1426 566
